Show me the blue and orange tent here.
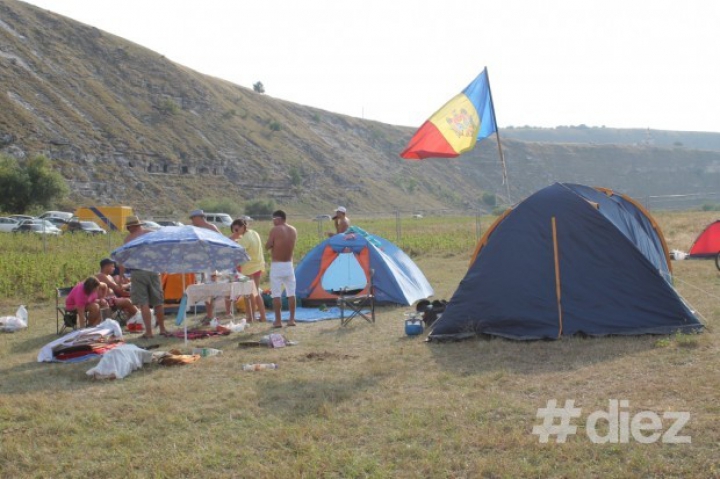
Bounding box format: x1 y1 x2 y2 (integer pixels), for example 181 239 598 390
429 183 702 340
295 229 433 306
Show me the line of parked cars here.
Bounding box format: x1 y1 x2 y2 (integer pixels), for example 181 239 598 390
0 211 246 235
0 211 107 235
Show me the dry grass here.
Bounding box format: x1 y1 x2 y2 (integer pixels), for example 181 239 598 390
1 211 720 478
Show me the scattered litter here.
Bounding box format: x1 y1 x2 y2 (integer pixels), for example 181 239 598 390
260 333 297 348
242 363 278 371
192 347 222 357
671 249 688 260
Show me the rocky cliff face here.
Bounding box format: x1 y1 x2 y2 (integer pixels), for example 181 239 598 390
3 0 720 216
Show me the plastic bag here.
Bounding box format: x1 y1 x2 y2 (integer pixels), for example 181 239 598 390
226 318 246 333
0 305 28 332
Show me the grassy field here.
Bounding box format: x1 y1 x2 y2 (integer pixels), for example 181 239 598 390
1 211 719 478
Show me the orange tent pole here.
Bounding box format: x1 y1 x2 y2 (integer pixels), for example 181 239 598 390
552 217 563 338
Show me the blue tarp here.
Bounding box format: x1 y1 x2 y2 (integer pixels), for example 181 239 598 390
430 183 702 340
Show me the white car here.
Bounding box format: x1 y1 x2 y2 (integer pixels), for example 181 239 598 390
13 219 63 235
143 220 162 231
38 211 74 221
0 217 20 232
204 213 233 228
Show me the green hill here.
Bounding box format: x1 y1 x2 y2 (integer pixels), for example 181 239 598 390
3 0 720 216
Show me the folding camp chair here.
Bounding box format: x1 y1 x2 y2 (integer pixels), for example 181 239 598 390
337 285 375 326
56 286 77 335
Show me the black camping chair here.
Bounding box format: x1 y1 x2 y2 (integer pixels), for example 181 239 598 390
56 286 78 335
334 269 376 327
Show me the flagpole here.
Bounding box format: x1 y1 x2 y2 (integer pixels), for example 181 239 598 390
484 68 511 204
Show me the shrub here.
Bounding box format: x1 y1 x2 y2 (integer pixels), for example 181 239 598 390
197 198 242 217
245 199 276 219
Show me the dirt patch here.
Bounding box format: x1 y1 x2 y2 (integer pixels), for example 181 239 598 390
302 351 358 361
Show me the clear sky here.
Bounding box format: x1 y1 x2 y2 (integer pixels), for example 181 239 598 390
19 0 720 133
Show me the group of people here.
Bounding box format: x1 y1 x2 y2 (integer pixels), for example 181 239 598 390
65 205 351 334
63 257 138 329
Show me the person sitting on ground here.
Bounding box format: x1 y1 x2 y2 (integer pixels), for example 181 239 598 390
189 209 220 233
229 218 267 323
96 258 139 321
65 276 108 329
327 206 350 237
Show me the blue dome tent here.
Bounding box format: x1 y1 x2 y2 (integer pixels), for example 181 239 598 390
295 228 433 306
429 183 702 340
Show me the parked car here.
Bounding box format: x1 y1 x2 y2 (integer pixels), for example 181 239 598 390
313 215 332 221
8 214 35 222
64 220 107 235
13 220 62 235
143 220 162 231
0 217 20 232
45 217 70 227
204 213 233 228
38 211 74 221
156 220 184 227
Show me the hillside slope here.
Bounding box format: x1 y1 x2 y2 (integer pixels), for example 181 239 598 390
2 0 720 217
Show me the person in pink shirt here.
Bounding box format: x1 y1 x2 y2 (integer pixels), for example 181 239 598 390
65 276 107 328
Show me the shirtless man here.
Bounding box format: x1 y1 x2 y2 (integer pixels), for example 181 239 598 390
189 209 220 233
96 258 138 321
327 206 350 237
265 210 298 327
122 216 167 338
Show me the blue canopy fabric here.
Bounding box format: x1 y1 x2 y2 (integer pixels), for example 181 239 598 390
429 183 702 340
111 225 249 274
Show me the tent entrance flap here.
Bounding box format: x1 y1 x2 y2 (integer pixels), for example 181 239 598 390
322 252 367 294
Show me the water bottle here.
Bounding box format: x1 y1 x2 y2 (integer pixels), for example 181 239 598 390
192 347 222 357
242 363 278 371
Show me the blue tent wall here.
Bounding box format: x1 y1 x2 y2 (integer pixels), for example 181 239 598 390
429 183 701 340
296 231 434 305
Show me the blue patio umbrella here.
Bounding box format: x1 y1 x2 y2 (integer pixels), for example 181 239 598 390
111 226 250 342
111 225 249 273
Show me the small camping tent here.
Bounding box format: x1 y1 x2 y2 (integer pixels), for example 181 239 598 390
295 228 434 305
429 183 702 340
688 220 720 258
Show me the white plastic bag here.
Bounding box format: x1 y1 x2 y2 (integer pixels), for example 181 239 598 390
126 310 156 328
227 318 246 333
0 305 28 332
86 344 153 379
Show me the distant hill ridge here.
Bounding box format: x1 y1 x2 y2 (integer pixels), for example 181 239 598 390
3 0 720 216
501 125 720 151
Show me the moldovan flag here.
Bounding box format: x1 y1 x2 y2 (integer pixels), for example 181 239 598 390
400 68 498 160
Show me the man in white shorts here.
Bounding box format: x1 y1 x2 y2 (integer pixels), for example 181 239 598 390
265 210 297 327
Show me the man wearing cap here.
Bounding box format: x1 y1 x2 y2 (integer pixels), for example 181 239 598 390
122 216 168 338
327 206 350 237
265 210 297 327
96 258 138 321
189 209 220 233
